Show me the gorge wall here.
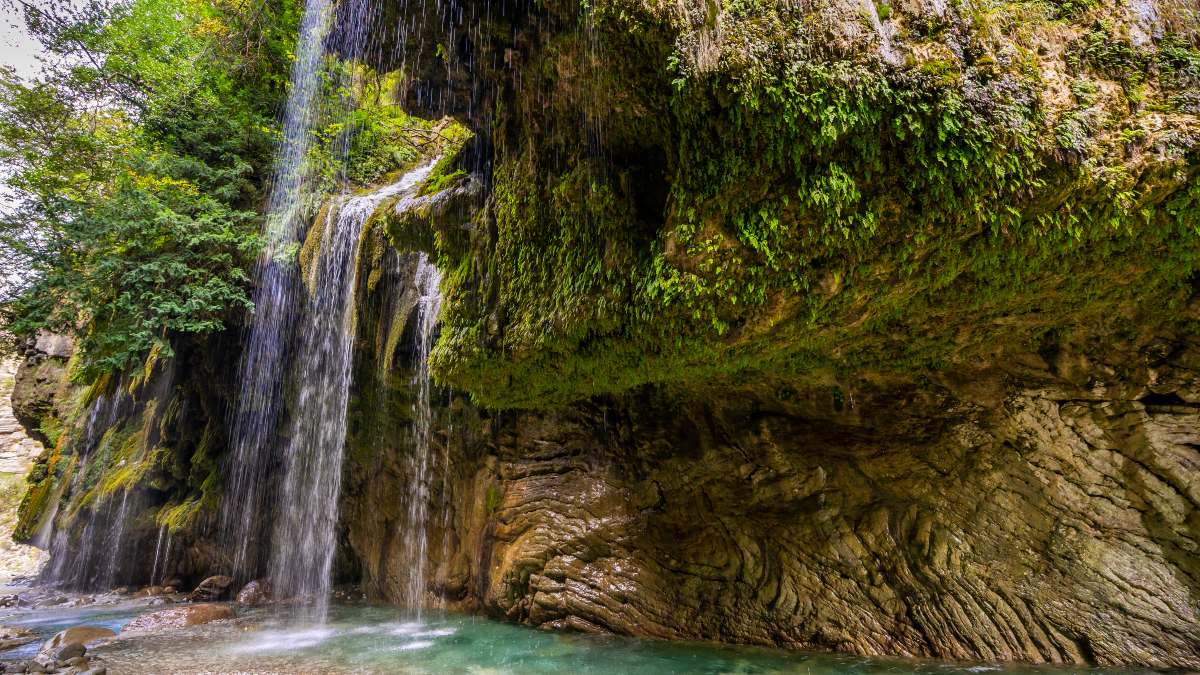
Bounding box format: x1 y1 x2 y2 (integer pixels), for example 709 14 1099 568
8 0 1200 668
341 298 1200 668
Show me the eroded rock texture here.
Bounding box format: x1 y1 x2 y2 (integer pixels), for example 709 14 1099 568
343 332 1200 668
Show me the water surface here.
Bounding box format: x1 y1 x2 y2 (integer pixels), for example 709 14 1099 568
0 602 1155 674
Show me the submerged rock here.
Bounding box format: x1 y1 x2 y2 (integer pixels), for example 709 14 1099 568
121 604 235 633
234 580 271 606
186 575 233 602
0 625 37 651
37 626 114 657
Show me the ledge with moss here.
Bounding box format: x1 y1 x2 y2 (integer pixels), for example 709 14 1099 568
373 0 1199 409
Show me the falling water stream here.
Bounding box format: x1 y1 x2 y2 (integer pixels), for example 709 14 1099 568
148 525 166 587
267 163 437 619
221 0 338 581
211 0 452 621
399 254 444 612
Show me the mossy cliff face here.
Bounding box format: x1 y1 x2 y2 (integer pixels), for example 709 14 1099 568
343 0 1200 667
377 0 1199 408
10 332 242 588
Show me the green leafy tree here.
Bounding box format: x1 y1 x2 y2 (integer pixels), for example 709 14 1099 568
0 0 300 376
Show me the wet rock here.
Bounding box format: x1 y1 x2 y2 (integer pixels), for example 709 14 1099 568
53 642 85 661
136 586 166 596
0 595 19 608
234 580 271 606
37 626 116 657
330 587 364 603
344 340 1200 670
121 603 235 632
0 626 37 651
64 656 88 668
186 575 233 602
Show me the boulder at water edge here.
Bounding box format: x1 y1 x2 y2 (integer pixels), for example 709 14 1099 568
235 579 271 606
186 575 233 602
121 604 234 633
37 626 116 657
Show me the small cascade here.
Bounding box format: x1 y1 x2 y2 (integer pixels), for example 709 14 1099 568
159 531 174 586
40 388 136 589
149 524 167 586
859 0 899 65
268 162 437 619
398 253 445 613
44 489 142 590
43 529 70 584
31 475 66 549
100 488 132 589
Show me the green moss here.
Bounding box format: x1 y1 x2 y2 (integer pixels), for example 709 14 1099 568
485 484 504 515
412 0 1199 410
37 416 64 449
157 497 203 534
1066 21 1146 90
13 442 70 542
918 59 960 87
1045 0 1097 19
418 122 475 197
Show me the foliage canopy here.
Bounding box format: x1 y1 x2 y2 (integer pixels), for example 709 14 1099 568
0 0 301 376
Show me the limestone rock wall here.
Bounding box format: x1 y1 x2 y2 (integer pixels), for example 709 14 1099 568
343 331 1200 669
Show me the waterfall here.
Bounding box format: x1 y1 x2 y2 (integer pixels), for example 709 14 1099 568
148 523 175 586
268 162 437 619
221 0 337 581
398 253 444 612
40 389 132 589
